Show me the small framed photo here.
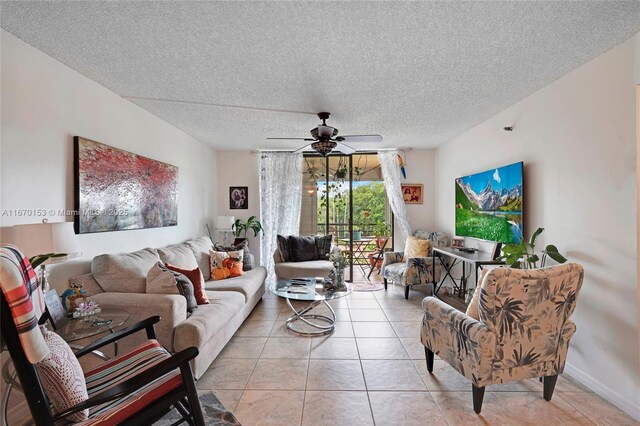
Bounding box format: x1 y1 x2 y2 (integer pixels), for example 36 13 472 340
401 184 423 204
451 237 465 249
229 186 248 209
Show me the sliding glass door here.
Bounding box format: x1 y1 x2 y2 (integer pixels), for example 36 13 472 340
300 153 392 281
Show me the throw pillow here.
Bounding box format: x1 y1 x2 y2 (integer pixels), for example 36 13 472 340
288 235 318 262
36 328 89 422
276 235 291 262
214 240 253 271
403 235 432 261
146 262 198 314
314 235 333 260
465 268 491 320
209 250 244 280
165 263 209 305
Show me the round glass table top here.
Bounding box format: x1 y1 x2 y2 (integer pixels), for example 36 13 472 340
57 308 130 343
269 277 352 302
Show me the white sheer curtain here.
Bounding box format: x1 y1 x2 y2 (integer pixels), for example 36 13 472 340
259 152 304 284
378 150 412 239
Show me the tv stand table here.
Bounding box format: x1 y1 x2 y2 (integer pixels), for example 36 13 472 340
432 247 505 299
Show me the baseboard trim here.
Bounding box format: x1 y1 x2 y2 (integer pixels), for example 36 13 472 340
564 362 640 421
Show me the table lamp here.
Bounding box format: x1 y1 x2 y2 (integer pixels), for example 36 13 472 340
215 216 235 245
13 221 82 291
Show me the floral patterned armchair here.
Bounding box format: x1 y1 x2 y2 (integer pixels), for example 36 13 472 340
381 231 448 299
421 263 584 414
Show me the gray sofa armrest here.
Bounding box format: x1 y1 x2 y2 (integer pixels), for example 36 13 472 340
88 292 187 352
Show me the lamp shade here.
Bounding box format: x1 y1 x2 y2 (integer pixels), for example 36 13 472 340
13 222 82 263
216 216 235 231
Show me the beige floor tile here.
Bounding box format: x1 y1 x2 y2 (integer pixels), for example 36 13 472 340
234 390 304 426
382 307 424 322
246 359 309 390
261 337 311 358
361 360 427 390
390 321 421 338
218 337 267 359
257 297 286 309
301 391 374 426
247 307 281 321
357 337 409 360
352 321 397 338
212 389 244 411
235 320 276 337
347 298 381 309
310 337 360 359
432 391 593 425
413 359 471 391
350 308 388 321
328 322 355 337
306 359 366 390
348 291 377 299
326 298 349 309
559 391 637 426
556 374 594 393
399 337 429 360
369 391 448 426
197 358 257 390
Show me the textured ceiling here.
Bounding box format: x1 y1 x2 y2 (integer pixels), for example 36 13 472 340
1 1 639 150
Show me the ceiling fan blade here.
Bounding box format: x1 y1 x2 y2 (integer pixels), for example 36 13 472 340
336 134 383 143
293 144 313 153
335 142 356 155
267 137 315 141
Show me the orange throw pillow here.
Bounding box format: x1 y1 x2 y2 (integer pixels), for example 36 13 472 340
165 263 210 305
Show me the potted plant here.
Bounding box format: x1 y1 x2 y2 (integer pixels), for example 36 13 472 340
372 221 390 247
498 227 567 268
232 216 263 246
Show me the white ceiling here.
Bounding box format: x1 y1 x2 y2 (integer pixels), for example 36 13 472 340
1 1 639 150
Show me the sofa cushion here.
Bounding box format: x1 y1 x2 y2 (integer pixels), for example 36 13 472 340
315 235 333 260
165 263 209 305
209 250 244 280
214 240 253 271
288 236 318 262
146 263 198 314
403 236 432 261
203 267 267 302
185 236 214 281
173 291 245 351
158 243 199 270
274 260 333 279
466 268 491 320
276 235 291 262
92 248 160 293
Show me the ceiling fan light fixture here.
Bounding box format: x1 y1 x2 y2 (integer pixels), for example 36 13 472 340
311 140 337 156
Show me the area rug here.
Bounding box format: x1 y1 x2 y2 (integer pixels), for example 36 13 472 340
352 282 384 292
154 392 241 426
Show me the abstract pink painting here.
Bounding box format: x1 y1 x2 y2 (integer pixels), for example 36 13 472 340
74 137 178 233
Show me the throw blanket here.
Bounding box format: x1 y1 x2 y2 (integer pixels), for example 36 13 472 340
0 245 49 363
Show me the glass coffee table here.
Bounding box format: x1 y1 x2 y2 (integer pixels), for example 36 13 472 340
269 277 352 336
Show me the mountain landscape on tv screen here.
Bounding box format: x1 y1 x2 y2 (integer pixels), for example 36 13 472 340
455 162 523 243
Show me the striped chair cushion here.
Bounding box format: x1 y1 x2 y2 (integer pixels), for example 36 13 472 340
75 339 182 425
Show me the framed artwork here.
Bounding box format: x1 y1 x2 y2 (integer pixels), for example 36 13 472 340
74 136 178 233
43 289 67 330
401 184 423 204
229 186 248 209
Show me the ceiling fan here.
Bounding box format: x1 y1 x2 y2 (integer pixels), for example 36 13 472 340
267 112 383 156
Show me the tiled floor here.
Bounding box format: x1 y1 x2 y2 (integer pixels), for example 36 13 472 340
196 280 637 426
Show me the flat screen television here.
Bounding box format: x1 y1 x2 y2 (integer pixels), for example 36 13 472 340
455 161 524 244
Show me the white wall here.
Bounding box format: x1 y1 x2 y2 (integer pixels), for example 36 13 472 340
396 149 435 248
215 151 261 263
434 35 639 418
0 30 217 267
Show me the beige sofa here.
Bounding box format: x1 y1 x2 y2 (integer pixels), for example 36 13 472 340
69 236 266 378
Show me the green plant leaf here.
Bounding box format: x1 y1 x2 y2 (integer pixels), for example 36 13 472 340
529 227 544 248
545 249 567 264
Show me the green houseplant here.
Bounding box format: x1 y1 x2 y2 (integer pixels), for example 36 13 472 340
232 216 263 243
498 227 567 269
